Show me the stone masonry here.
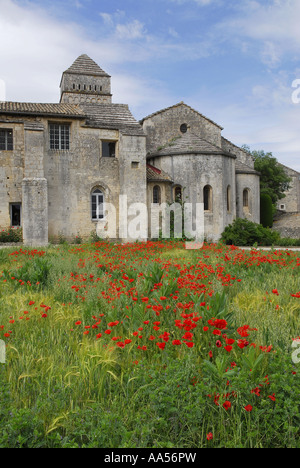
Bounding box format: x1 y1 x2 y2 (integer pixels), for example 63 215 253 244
0 53 289 245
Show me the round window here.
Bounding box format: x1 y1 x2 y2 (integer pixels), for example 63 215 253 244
180 123 188 134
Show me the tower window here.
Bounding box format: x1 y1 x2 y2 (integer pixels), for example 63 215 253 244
49 124 70 150
0 129 13 151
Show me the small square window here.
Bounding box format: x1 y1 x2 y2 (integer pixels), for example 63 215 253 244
102 141 116 158
131 161 139 168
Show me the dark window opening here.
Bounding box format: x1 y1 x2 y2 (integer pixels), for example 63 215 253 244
0 129 13 151
49 124 70 150
132 161 139 168
204 185 213 212
243 189 249 208
227 186 231 213
153 185 161 204
102 141 116 158
175 186 182 202
10 203 21 227
180 123 188 134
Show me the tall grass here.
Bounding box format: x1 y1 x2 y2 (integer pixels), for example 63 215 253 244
0 243 300 447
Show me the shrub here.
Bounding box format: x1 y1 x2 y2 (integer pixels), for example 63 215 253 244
260 194 274 228
0 227 22 243
221 218 280 246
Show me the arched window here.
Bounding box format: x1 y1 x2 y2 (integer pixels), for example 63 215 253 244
243 189 249 208
174 186 182 203
227 186 231 213
153 185 161 204
204 185 213 212
91 188 104 220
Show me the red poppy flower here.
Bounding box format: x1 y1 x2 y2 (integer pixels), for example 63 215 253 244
223 401 231 411
172 340 181 346
244 405 253 412
156 342 166 350
207 433 213 441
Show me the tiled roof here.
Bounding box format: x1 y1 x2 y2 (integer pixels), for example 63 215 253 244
81 103 145 136
0 102 86 118
140 102 223 130
148 132 234 157
0 102 145 135
63 54 110 77
235 161 260 175
146 164 173 182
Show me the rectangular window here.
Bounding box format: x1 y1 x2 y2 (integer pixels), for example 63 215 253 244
102 141 116 158
49 124 70 150
91 190 104 220
0 129 13 151
10 203 21 227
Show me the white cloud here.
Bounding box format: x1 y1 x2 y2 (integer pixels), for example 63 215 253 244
218 0 300 67
115 20 146 40
0 0 175 116
168 0 216 5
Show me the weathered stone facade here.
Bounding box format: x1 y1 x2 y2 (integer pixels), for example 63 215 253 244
277 164 300 214
0 54 266 244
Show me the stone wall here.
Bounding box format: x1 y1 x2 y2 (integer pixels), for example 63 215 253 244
273 212 300 238
142 103 222 154
221 138 255 168
148 153 236 242
278 164 300 213
236 172 260 224
0 120 24 228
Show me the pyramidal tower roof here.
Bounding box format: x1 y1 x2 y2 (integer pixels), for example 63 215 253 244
63 54 110 77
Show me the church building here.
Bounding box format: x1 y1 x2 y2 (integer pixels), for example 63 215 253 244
0 55 261 245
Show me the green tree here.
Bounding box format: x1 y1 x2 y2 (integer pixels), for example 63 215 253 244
242 147 291 205
260 193 273 228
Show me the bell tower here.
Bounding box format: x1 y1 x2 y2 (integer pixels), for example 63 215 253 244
60 54 112 105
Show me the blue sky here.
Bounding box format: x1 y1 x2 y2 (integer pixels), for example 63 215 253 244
1 0 300 170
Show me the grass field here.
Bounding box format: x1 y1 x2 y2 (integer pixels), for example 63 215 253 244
0 241 300 448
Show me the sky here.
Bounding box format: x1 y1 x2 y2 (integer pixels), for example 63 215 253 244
0 0 300 170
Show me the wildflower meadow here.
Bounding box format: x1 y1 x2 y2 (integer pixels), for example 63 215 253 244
0 241 299 448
